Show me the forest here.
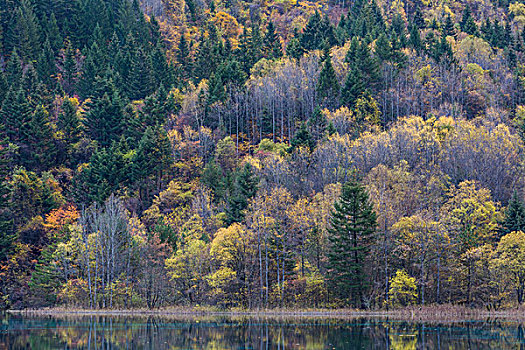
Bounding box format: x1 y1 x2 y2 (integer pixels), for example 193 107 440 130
0 0 525 310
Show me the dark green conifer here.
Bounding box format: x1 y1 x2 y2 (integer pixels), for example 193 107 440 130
290 121 315 151
57 39 79 95
263 21 283 59
317 46 340 107
202 160 227 203
226 163 258 225
1 87 33 145
46 13 63 52
74 142 129 204
442 14 455 37
0 139 14 262
374 33 391 62
177 33 191 80
408 24 423 52
300 11 336 51
58 98 82 145
460 6 478 36
286 29 304 60
391 13 407 46
413 6 425 29
341 67 365 108
327 179 377 307
84 82 125 148
37 40 57 89
26 105 56 170
126 47 154 100
29 243 61 305
5 0 41 61
132 125 172 209
78 42 106 99
5 50 23 90
501 191 525 237
308 106 328 142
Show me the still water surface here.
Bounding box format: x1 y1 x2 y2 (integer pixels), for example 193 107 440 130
1 313 525 349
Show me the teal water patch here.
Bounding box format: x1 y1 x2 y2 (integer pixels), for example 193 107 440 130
1 313 525 349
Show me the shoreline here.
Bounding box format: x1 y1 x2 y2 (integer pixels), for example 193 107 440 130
7 305 525 321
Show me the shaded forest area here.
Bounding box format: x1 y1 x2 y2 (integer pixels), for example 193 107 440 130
1 0 525 310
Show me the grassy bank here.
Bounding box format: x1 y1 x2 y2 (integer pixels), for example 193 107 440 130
8 305 525 321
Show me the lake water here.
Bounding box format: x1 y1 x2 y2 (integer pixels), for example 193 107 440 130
1 313 525 349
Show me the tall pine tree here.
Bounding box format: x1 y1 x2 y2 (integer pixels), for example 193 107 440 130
0 139 14 262
501 191 525 237
226 163 258 225
328 179 377 307
317 45 340 108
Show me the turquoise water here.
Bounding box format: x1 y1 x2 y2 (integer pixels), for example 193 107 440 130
1 313 525 349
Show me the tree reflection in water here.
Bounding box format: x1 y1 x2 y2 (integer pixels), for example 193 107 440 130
1 314 525 349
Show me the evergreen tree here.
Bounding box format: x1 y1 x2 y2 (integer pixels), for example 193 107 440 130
501 191 525 237
346 38 380 89
77 45 101 99
5 0 42 61
290 121 315 151
390 36 408 68
22 63 44 104
29 243 61 305
151 42 172 88
1 87 33 145
391 13 407 47
442 14 455 37
217 59 247 87
132 125 172 209
481 18 492 39
5 50 24 90
263 21 282 59
327 179 377 307
139 85 173 128
201 159 227 203
0 139 14 262
408 24 423 52
26 105 56 170
37 40 57 89
226 163 258 225
251 24 263 58
126 47 154 100
300 11 336 51
177 33 191 80
341 66 365 108
90 23 107 51
45 13 63 52
0 73 7 105
460 6 478 36
58 98 82 145
317 46 340 107
374 33 392 62
351 0 385 39
148 14 162 43
207 73 226 106
308 106 328 142
84 83 125 148
194 28 221 80
431 32 455 65
286 29 304 60
412 6 425 29
57 97 83 165
75 141 129 204
503 22 512 48
56 39 80 95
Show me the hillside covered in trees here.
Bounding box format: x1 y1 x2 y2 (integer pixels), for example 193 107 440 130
1 0 525 310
